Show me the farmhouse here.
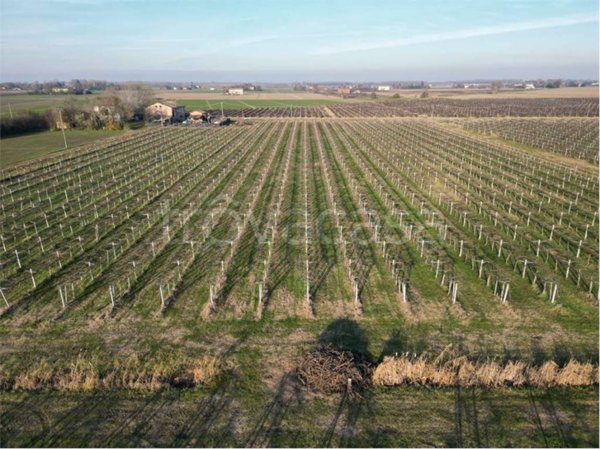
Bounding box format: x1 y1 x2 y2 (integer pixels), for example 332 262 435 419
145 102 186 123
377 85 391 91
337 87 351 96
226 88 244 96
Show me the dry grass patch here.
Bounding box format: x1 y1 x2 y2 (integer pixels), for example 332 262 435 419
2 354 223 391
373 354 597 388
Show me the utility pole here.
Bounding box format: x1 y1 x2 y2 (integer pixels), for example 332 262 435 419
221 102 224 118
59 108 68 149
8 103 13 119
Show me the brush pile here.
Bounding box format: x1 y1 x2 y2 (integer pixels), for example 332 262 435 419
297 344 372 395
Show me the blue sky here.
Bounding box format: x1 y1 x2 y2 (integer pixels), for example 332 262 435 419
0 0 598 82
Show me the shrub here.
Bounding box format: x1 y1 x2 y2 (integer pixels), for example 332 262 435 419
0 111 50 137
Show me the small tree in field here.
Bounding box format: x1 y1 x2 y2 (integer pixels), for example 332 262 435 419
491 80 503 93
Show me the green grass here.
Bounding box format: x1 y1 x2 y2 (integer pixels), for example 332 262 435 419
0 94 96 118
1 386 597 447
0 129 128 167
177 98 342 111
0 306 597 446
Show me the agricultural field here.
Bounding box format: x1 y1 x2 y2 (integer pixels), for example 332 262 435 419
0 93 96 118
374 86 600 99
157 89 343 101
176 98 342 112
380 97 599 117
445 117 599 164
0 113 598 446
208 106 331 118
0 129 128 167
203 97 600 118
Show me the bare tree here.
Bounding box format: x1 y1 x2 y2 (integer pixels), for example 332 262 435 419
97 82 154 123
115 82 154 120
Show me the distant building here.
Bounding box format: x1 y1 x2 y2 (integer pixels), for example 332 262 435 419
337 87 351 96
525 84 536 90
145 102 186 123
463 83 488 89
377 85 391 91
226 88 244 95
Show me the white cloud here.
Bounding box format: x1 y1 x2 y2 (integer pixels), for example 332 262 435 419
311 13 598 55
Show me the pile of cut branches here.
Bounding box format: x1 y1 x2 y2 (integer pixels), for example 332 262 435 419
296 344 372 395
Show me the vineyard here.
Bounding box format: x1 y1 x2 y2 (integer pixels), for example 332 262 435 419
446 117 599 163
210 106 330 118
1 114 598 446
1 119 597 322
380 97 600 117
209 97 600 118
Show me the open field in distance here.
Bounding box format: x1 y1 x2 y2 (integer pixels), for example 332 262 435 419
174 98 343 111
0 93 97 118
375 86 599 99
156 89 345 101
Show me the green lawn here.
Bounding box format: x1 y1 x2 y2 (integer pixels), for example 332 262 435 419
0 129 127 167
178 98 343 110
